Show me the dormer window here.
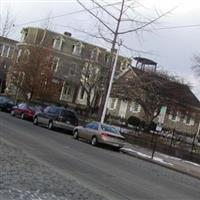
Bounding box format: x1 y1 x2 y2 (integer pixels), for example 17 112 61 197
52 36 63 50
72 42 83 56
2 45 10 57
20 28 28 42
90 48 100 61
120 60 129 71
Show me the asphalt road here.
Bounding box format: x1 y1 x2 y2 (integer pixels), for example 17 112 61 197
0 111 200 200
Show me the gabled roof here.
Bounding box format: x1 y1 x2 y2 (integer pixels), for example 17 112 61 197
136 67 200 109
116 66 200 109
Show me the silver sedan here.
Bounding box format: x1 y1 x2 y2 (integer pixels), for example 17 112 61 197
73 122 125 150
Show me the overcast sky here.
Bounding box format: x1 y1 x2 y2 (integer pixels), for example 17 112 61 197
1 0 200 97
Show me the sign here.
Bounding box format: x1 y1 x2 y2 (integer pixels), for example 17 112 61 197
156 106 167 131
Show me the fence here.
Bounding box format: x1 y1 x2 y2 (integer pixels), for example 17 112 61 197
123 128 200 164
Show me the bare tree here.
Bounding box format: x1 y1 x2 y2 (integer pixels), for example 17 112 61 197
0 8 15 37
112 67 186 129
9 45 56 103
80 60 106 113
40 11 55 30
192 54 200 77
76 0 175 121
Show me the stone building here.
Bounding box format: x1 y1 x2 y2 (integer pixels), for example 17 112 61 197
7 27 131 105
0 36 18 93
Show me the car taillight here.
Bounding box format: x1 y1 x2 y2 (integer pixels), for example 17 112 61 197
27 109 33 114
101 132 108 140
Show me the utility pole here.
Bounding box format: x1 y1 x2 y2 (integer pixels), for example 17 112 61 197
100 41 121 123
97 0 125 122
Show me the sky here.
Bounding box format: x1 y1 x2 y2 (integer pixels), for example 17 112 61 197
1 0 200 97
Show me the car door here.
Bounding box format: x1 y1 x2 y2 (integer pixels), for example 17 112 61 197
37 106 50 124
15 103 25 115
82 122 99 140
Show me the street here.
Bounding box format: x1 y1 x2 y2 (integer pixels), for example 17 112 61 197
0 111 200 200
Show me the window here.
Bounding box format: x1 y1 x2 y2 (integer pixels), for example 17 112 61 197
72 42 82 56
90 48 100 61
130 101 140 113
169 111 180 122
104 54 109 63
109 98 118 110
51 57 60 72
8 47 14 58
63 83 72 96
0 43 3 56
101 125 119 134
85 122 98 130
183 115 195 126
17 49 22 63
186 115 190 124
52 37 63 50
2 45 10 57
120 60 128 71
79 87 85 100
69 63 77 76
21 29 28 42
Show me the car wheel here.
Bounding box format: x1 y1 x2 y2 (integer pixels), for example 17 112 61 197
21 113 25 120
11 110 15 116
91 136 98 146
33 117 38 125
48 121 54 130
73 130 79 139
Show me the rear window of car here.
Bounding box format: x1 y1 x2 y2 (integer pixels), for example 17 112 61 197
61 110 77 120
101 125 119 134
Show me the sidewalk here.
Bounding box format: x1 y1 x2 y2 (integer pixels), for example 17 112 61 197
121 143 200 180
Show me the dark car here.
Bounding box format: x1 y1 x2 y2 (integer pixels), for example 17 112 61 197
33 106 78 132
11 103 43 120
0 96 15 112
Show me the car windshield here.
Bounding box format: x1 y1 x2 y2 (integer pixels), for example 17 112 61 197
101 124 120 134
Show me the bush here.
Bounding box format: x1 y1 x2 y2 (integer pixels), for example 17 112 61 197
128 116 141 127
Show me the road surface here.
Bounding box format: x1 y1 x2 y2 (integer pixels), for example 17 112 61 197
0 112 200 200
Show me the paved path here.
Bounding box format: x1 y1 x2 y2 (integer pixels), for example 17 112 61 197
0 112 200 200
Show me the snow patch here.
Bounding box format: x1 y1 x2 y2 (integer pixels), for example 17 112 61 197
153 157 173 166
183 160 200 167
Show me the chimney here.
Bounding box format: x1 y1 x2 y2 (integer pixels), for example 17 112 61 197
64 32 72 37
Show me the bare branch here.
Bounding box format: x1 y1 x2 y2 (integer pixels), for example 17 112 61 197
118 7 176 35
76 0 115 34
0 8 15 37
91 0 118 21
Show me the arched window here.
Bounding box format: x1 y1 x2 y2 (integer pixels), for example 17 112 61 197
72 42 83 56
120 60 129 71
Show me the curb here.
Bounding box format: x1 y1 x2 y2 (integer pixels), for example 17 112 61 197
120 149 200 181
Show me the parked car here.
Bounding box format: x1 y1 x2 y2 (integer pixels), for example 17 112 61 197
0 96 15 112
33 106 78 132
73 122 125 150
11 103 43 120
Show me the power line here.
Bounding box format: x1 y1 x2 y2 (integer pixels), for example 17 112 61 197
152 24 200 31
